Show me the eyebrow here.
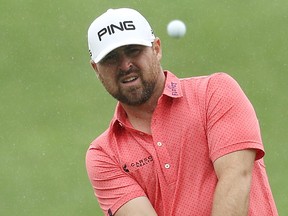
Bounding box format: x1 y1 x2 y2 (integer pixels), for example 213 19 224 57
101 45 145 62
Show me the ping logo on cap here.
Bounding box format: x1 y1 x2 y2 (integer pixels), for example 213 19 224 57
97 21 136 41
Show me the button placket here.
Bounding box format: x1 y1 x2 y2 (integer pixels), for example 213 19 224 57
152 109 176 183
152 139 176 183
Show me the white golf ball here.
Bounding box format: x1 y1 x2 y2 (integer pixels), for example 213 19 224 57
167 20 186 38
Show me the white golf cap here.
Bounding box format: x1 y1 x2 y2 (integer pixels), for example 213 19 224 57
88 8 155 63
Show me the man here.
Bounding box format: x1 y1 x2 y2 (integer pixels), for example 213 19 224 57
86 8 278 216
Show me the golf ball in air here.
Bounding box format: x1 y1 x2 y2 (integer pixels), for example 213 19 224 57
167 20 186 38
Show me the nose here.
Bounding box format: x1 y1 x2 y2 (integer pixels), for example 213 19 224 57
118 53 132 72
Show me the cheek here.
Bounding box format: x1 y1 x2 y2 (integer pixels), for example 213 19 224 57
99 74 113 86
98 73 118 92
148 56 161 75
97 67 116 84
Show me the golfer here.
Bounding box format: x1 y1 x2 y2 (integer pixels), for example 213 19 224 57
85 8 278 216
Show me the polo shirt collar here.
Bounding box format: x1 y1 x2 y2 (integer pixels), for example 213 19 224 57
163 70 183 98
112 70 183 127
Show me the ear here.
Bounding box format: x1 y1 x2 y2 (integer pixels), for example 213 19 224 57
90 60 98 71
90 60 100 78
153 38 162 61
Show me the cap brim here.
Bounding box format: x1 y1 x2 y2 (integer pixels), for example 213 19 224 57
94 39 153 63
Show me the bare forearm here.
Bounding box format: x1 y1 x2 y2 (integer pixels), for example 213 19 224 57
211 176 251 216
212 150 256 216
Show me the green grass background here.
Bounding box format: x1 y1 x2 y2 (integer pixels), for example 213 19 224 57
1 0 287 215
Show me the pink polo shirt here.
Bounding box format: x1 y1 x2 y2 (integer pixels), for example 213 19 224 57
86 71 278 216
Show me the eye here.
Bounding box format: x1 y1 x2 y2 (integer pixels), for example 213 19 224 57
100 52 118 64
125 45 142 57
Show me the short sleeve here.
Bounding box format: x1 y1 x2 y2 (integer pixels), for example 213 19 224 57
205 73 265 162
86 145 146 216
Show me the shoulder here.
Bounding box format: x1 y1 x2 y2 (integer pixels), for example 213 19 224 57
166 70 237 92
86 125 117 164
190 72 244 97
86 117 126 161
89 128 110 150
206 72 242 90
179 72 241 100
85 125 122 179
180 72 238 87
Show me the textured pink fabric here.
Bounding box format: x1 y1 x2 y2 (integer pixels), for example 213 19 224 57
86 71 278 216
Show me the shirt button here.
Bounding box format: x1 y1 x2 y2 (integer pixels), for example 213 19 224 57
164 163 170 169
157 142 162 147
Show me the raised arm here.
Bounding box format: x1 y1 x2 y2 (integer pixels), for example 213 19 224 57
114 197 158 216
211 149 256 216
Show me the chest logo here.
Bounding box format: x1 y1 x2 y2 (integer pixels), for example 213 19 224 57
123 155 153 173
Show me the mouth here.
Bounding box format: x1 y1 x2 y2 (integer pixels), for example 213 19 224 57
121 75 139 84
